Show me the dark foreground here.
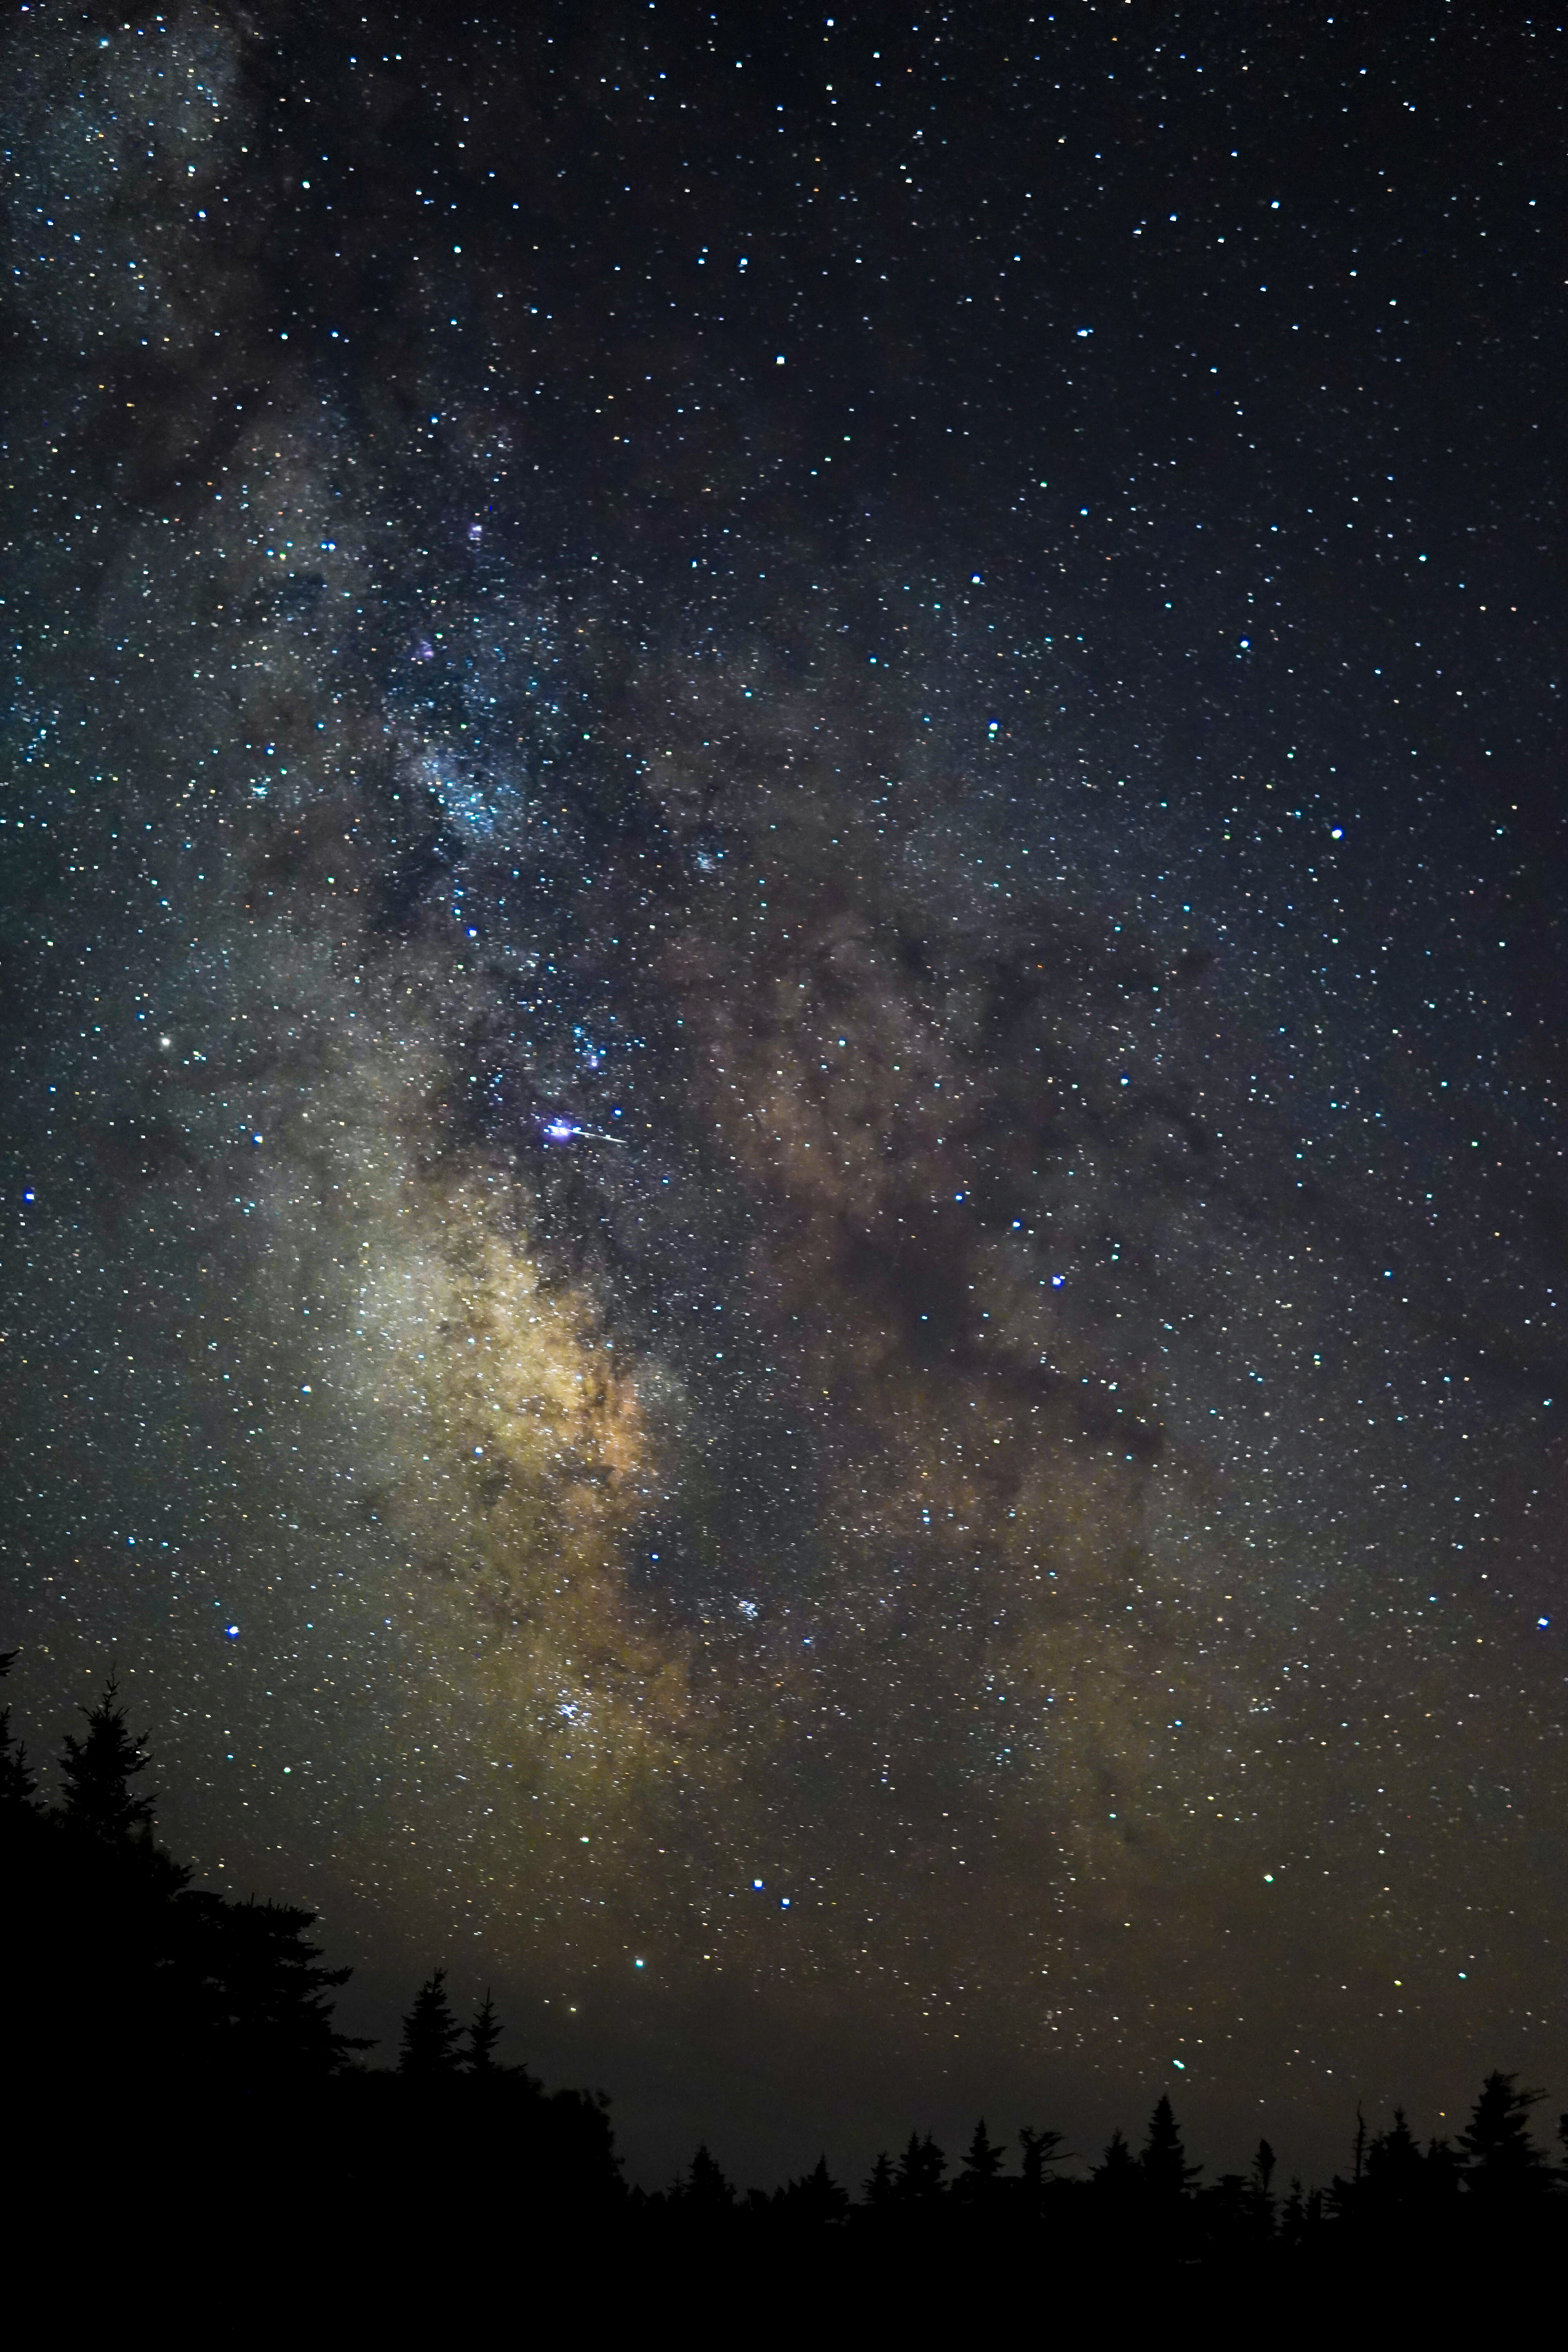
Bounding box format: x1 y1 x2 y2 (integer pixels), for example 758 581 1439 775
6 1669 1563 2299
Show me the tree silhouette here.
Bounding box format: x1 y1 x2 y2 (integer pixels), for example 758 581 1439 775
956 2116 1005 2201
861 2150 895 2211
679 2143 735 2213
1018 2124 1067 2203
1363 2108 1424 2210
1093 2125 1137 2190
185 1893 366 2083
1279 2177 1307 2248
399 1967 462 2079
779 2154 849 2224
894 2130 946 2203
1140 2094 1200 2200
58 1676 155 1842
15 1675 1568 2266
1247 2138 1278 2238
1457 2071 1548 2200
465 1989 503 2075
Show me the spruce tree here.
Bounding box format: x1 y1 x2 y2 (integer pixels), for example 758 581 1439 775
861 2150 895 2210
1457 2071 1547 2198
681 2143 735 2212
466 1989 504 2075
58 1677 155 1842
958 2116 1005 2198
1140 2094 1199 2200
784 2154 848 2224
894 2130 946 2202
1248 2137 1278 2237
1279 2178 1307 2247
398 1966 462 2079
191 1894 364 2082
1018 2124 1066 2202
1093 2125 1136 2190
1364 2107 1424 2211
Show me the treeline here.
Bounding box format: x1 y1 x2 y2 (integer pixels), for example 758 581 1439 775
4 1662 1565 2269
0 1662 619 2213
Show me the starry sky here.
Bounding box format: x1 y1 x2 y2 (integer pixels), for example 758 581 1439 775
3 0 1564 2187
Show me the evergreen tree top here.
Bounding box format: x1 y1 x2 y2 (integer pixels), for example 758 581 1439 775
1140 2095 1201 2197
682 2143 736 2209
960 2116 1005 2183
466 1988 505 2075
1458 2071 1548 2187
58 1676 156 1843
399 1965 463 2080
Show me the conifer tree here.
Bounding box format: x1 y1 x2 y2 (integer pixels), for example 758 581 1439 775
784 2154 849 2224
1093 2125 1136 2190
1140 2094 1200 2199
861 2150 895 2210
1279 2177 1307 2247
1457 2071 1548 2197
399 1966 462 2079
190 1893 365 2080
1364 2106 1424 2210
894 2130 946 2202
680 2143 735 2212
1018 2124 1066 2202
958 2116 1005 2197
466 1989 503 2075
58 1676 155 1842
1247 2137 1278 2237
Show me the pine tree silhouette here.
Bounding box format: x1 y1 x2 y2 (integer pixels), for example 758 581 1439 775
1279 2177 1307 2248
1364 2107 1425 2213
1246 2137 1278 2239
465 1989 504 2075
861 2150 896 2210
1093 2125 1136 2190
58 1676 155 1842
780 2154 849 2224
1140 2094 1200 2199
188 1894 365 2082
399 1967 462 2079
956 2116 1005 2200
1018 2124 1066 2203
679 2143 735 2213
894 2130 946 2203
1457 2071 1548 2200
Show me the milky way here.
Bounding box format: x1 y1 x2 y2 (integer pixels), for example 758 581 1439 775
3 3 1563 2182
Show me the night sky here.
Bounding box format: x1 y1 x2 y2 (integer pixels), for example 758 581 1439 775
3 0 1564 2188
